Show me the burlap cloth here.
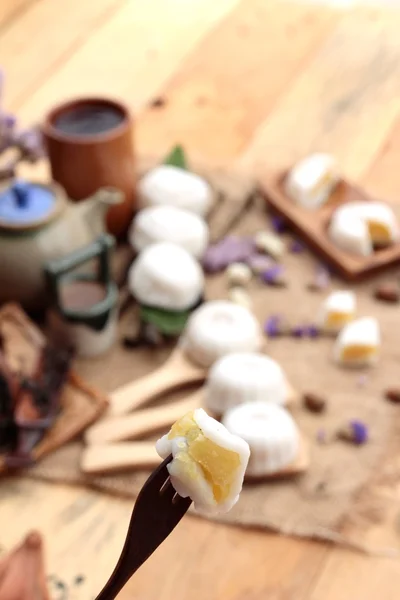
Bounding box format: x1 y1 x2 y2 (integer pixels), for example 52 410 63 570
23 168 400 549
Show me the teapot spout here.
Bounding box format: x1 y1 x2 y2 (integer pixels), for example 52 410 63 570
81 187 123 238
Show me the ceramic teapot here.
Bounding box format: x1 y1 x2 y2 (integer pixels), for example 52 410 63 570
0 178 122 310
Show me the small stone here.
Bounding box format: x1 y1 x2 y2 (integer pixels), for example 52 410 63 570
384 388 400 404
226 262 252 287
337 420 368 445
228 287 253 310
261 264 286 287
303 392 326 413
374 283 399 304
254 231 285 260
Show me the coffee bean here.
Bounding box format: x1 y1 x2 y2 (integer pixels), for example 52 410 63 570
303 393 326 413
384 388 400 404
374 283 399 303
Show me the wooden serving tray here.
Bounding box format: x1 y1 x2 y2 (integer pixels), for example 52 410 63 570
259 172 400 281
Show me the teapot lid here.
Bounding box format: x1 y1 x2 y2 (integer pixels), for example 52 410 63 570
0 179 62 231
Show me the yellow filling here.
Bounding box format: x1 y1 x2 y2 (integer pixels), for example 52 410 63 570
326 311 353 328
311 172 335 198
341 345 377 361
367 221 391 244
168 411 240 503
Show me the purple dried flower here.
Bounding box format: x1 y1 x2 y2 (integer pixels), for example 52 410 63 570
15 127 44 161
270 214 287 233
305 324 320 338
289 239 304 253
203 236 255 273
261 264 285 286
291 325 306 338
0 71 45 166
350 420 369 445
246 253 274 274
337 420 369 445
264 315 281 338
316 429 327 444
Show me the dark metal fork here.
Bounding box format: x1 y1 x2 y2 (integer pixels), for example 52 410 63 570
95 454 191 600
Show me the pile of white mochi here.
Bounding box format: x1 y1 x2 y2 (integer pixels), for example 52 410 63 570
127 164 214 317
203 349 301 479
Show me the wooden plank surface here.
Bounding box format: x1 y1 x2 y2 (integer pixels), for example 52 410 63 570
1 1 400 599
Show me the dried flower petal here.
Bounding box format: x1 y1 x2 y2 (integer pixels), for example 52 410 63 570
261 264 286 286
337 420 368 445
290 325 306 338
357 374 368 388
203 236 255 273
289 239 304 253
270 214 287 233
246 253 274 274
316 429 328 444
264 315 282 338
307 265 331 292
305 324 320 338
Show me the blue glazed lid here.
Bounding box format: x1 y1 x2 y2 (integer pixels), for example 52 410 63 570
0 179 61 230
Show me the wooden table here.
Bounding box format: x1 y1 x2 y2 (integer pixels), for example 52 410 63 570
2 0 400 598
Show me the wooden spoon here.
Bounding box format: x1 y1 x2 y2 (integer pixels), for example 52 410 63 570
81 441 161 475
109 349 205 417
85 392 202 445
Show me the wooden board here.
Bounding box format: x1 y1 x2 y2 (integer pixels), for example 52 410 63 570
3 2 400 600
260 173 400 280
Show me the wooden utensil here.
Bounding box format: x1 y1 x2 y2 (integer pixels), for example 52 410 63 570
82 433 308 478
90 379 297 446
260 172 400 280
108 348 205 417
94 454 191 600
85 391 202 445
81 441 161 474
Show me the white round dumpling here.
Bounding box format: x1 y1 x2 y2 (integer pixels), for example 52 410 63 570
138 165 214 217
205 352 288 415
180 300 262 368
129 205 209 258
128 242 204 311
222 402 300 477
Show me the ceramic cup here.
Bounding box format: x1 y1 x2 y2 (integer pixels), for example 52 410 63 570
42 97 135 238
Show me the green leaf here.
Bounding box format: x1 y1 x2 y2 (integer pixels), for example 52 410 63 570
139 305 191 336
162 144 188 170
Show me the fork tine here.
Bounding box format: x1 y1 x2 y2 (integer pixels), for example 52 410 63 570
159 476 172 495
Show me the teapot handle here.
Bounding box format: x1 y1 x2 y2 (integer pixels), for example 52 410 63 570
44 233 115 311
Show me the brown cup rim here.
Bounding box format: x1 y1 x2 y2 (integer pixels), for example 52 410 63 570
42 96 132 145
